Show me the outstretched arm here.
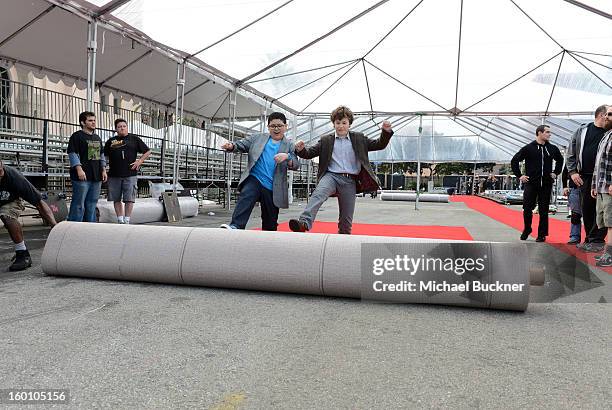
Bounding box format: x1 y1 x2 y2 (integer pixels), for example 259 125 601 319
367 121 394 151
295 139 321 160
223 134 258 154
287 144 302 170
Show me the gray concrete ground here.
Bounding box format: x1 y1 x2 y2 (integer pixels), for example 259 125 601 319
0 197 609 409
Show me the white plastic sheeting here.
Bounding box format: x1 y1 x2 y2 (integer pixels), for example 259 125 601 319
285 113 593 162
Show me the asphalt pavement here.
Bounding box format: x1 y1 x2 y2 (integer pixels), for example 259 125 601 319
0 198 609 409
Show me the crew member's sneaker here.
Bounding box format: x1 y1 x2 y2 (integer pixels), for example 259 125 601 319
595 252 612 267
9 250 32 271
289 219 308 232
577 242 604 253
520 228 532 241
536 236 546 242
219 224 237 229
567 238 580 245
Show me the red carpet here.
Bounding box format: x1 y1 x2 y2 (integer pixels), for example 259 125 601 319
452 195 612 273
268 221 473 240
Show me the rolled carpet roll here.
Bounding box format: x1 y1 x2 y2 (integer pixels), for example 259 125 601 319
380 192 449 202
96 197 199 224
42 222 534 311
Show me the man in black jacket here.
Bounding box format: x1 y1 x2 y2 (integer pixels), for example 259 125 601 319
565 104 611 252
511 125 563 242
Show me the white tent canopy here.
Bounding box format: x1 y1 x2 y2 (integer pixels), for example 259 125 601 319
0 0 293 119
109 0 611 116
1 0 610 162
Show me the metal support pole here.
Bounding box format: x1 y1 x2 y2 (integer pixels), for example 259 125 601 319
472 162 478 195
415 114 423 210
288 114 297 204
86 20 98 112
204 118 211 147
172 63 186 194
260 110 266 133
307 116 314 197
472 134 480 195
195 132 199 179
184 126 193 179
205 148 209 179
42 119 49 189
160 110 168 178
390 162 394 190
226 89 237 210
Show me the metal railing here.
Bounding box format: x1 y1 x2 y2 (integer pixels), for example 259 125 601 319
0 77 318 201
0 111 317 201
0 77 205 136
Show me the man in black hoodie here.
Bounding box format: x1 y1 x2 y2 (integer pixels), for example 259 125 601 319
511 125 563 242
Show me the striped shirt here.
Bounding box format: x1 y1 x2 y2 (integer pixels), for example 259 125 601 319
327 132 360 175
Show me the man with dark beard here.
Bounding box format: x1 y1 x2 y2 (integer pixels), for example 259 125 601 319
565 105 612 253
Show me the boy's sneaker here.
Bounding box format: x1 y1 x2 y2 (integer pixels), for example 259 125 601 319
595 252 612 267
9 250 32 271
219 224 237 229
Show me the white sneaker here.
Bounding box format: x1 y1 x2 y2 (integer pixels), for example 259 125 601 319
219 224 237 229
